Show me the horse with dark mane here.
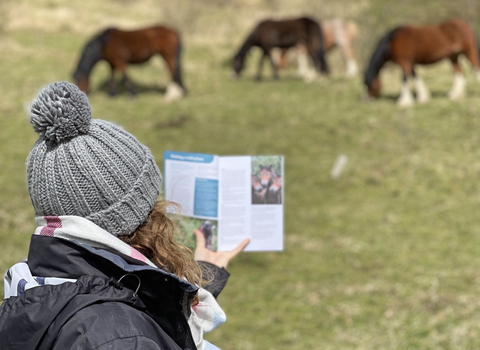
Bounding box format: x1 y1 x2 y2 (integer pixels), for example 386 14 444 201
364 18 480 107
73 26 185 100
233 17 329 80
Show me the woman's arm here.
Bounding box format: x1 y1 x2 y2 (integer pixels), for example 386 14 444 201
193 230 249 297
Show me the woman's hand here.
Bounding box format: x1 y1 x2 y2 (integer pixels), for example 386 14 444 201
193 230 250 269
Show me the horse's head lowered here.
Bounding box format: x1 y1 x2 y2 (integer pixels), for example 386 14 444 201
73 71 89 93
73 41 102 93
232 54 245 78
364 75 381 100
363 28 398 100
73 29 112 93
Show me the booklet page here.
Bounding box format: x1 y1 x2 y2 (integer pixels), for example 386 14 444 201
164 151 221 250
218 155 283 252
164 151 219 218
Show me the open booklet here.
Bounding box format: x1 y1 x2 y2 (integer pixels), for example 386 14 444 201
163 151 284 252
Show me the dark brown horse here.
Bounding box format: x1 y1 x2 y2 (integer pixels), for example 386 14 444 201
364 18 480 107
73 26 185 100
233 17 329 80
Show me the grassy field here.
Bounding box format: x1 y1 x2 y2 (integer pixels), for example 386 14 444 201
4 0 480 349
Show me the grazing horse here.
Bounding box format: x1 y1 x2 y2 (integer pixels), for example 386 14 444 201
252 175 267 204
233 17 329 80
266 175 282 204
278 19 359 78
364 18 480 107
73 26 185 101
199 220 215 250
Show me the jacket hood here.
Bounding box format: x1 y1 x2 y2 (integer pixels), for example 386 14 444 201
1 234 198 350
1 272 143 350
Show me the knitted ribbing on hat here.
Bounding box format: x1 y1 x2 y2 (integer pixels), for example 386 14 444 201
26 82 162 236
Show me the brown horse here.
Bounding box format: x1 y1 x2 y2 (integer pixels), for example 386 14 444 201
259 165 278 188
266 175 282 204
364 18 480 107
252 175 267 204
73 26 185 101
233 17 329 80
278 19 359 79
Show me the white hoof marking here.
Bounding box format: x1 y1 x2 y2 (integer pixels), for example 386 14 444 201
448 73 466 100
164 82 184 102
345 59 359 77
397 81 414 108
415 77 430 104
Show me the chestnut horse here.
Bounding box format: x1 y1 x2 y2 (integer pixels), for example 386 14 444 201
364 19 480 107
233 17 329 80
73 26 185 100
278 19 359 79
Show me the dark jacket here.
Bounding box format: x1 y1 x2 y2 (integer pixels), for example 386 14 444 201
0 235 230 350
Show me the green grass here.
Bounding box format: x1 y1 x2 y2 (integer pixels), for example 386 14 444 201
4 1 480 348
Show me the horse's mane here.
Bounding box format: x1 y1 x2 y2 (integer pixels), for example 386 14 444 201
364 27 401 87
234 32 255 65
73 28 115 80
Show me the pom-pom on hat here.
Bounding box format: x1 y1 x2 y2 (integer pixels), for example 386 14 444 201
26 82 162 237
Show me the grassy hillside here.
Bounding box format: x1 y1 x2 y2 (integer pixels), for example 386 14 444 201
3 0 480 349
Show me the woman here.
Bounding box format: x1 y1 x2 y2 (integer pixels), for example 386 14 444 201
0 82 249 350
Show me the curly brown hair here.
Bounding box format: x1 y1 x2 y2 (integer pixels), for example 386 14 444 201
119 200 203 298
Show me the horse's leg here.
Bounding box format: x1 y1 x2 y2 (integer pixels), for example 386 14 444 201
448 55 466 100
115 62 136 97
108 64 117 97
412 67 430 104
339 42 358 77
255 52 266 81
162 52 185 101
123 75 136 97
463 43 480 82
266 50 279 80
296 42 309 77
279 48 289 69
332 21 358 77
303 44 319 83
396 61 414 108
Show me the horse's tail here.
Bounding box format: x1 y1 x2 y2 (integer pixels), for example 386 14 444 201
173 33 185 91
73 28 113 82
364 27 400 88
315 20 329 74
303 17 329 74
475 31 480 68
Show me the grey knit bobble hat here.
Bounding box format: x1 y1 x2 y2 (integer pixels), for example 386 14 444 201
27 81 162 236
